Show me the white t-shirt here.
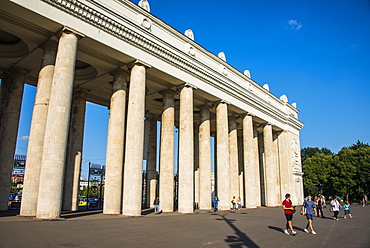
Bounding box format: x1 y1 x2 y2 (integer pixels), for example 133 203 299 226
331 200 340 211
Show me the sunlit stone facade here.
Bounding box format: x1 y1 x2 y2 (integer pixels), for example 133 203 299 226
0 0 303 218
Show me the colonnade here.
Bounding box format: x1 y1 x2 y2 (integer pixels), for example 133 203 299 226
0 27 301 219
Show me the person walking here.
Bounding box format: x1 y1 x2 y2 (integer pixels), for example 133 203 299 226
316 195 325 218
302 195 317 234
231 196 236 211
282 193 297 236
363 195 368 207
237 197 242 211
213 196 220 212
343 201 354 219
330 197 341 220
153 197 160 214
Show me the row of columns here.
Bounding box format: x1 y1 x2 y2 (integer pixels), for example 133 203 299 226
0 28 296 219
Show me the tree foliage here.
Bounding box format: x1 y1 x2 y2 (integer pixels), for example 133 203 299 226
302 141 370 201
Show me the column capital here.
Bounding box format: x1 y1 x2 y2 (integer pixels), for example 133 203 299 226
109 68 130 77
128 59 151 69
73 87 90 99
197 104 212 110
39 40 58 50
178 82 197 90
240 112 255 118
262 122 272 127
159 89 177 96
57 26 85 39
213 99 230 106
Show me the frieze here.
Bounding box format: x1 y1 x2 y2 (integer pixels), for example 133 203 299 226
40 0 302 130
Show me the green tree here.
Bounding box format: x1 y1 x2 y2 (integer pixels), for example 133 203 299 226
301 147 333 163
329 148 357 200
302 153 333 196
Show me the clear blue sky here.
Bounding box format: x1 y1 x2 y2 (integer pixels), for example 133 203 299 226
15 0 370 177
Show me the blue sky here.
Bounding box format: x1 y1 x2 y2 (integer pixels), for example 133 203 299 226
15 0 370 176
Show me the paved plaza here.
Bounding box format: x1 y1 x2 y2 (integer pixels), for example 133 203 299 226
0 204 369 248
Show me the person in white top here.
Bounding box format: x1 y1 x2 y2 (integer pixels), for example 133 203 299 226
330 197 341 220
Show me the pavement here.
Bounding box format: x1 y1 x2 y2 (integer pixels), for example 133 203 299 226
0 204 369 248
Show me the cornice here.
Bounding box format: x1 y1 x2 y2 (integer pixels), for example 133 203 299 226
40 0 302 131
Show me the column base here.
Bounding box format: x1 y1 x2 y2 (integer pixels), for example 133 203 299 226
34 217 66 221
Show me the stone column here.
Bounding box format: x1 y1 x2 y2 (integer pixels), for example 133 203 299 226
254 125 261 206
103 69 128 215
242 114 259 208
194 123 200 208
199 105 212 210
159 90 176 212
216 101 230 211
228 116 239 200
146 115 158 208
237 133 244 206
178 84 195 213
278 131 293 201
63 88 88 211
20 41 57 216
258 130 265 206
262 123 279 207
0 68 27 210
36 29 82 219
122 61 149 216
273 132 282 205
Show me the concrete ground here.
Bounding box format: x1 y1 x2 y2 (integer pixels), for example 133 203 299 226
0 204 369 248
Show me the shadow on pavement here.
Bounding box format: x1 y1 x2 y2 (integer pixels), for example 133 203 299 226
61 210 103 219
0 209 20 217
216 213 260 248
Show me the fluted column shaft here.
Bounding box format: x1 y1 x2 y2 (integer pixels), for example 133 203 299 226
254 125 261 206
122 62 148 216
216 101 230 210
237 134 244 206
0 68 27 210
273 132 282 205
159 90 175 212
194 123 200 207
178 85 194 213
20 41 57 216
199 106 212 210
36 30 80 219
242 114 259 208
263 124 279 207
277 131 292 202
103 69 128 215
63 88 88 211
228 116 239 199
146 117 157 208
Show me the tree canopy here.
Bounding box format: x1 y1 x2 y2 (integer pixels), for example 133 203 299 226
301 140 370 202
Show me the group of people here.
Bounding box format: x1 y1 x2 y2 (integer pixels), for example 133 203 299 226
282 193 355 236
213 196 242 212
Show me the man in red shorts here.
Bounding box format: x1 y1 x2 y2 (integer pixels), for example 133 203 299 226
282 193 297 235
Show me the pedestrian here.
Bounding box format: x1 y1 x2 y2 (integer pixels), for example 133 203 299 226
343 201 353 219
321 195 326 208
330 197 341 220
302 195 317 234
282 193 297 236
237 197 242 210
214 196 220 212
231 196 236 210
153 197 160 214
363 195 368 207
316 195 325 218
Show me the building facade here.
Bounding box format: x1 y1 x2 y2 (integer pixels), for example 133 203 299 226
0 0 304 219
